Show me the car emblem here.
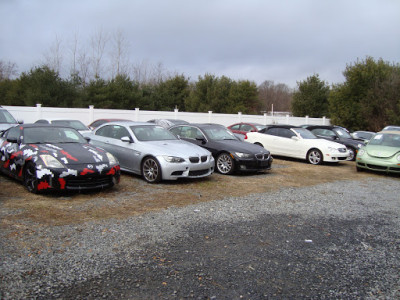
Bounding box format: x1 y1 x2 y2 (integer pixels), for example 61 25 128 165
87 164 93 169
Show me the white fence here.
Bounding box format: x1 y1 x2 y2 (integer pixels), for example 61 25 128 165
3 104 330 127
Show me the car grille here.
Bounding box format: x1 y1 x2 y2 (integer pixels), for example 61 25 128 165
189 169 210 176
366 164 387 171
189 156 208 163
255 153 270 160
66 175 113 189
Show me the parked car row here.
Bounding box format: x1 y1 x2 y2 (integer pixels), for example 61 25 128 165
0 108 399 194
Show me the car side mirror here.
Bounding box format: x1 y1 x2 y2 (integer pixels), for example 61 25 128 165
84 136 91 142
121 136 133 143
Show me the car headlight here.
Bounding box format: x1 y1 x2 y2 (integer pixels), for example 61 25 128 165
358 149 365 156
106 152 119 166
357 143 363 149
163 156 185 163
40 154 65 168
234 152 253 158
396 154 400 162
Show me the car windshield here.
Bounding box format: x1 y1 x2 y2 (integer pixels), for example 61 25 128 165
24 127 86 144
333 127 352 139
293 128 317 139
0 110 17 124
52 120 88 131
368 133 400 147
131 125 178 141
203 126 237 141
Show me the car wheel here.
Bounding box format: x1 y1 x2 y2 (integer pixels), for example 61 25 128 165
23 162 38 193
347 148 356 161
307 149 323 165
216 152 235 175
142 157 162 183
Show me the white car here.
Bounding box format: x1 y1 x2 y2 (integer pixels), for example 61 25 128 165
88 121 215 183
245 125 350 165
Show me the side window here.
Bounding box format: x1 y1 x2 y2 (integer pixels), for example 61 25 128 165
279 129 295 138
241 124 253 132
96 125 112 138
266 128 279 136
35 120 48 124
7 126 20 141
114 126 130 139
169 127 182 137
230 124 240 130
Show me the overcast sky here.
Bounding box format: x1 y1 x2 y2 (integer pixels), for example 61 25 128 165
1 0 399 88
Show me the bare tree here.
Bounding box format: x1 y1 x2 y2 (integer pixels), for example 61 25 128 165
0 60 18 80
258 80 293 113
90 29 109 78
43 35 63 73
110 30 131 77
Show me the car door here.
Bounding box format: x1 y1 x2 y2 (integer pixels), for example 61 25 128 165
263 128 296 156
92 125 139 172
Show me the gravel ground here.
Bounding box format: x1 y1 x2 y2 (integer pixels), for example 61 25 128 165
1 177 400 299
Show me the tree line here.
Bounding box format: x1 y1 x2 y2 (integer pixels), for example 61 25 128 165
1 54 399 132
0 63 292 114
291 57 400 132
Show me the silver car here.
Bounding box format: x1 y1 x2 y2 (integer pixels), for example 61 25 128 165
88 121 214 183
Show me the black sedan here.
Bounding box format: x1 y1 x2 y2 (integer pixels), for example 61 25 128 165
303 125 365 160
169 123 272 174
0 124 120 193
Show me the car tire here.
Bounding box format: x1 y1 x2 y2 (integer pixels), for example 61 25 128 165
216 152 235 175
307 149 323 165
142 157 162 183
23 162 38 193
347 148 356 161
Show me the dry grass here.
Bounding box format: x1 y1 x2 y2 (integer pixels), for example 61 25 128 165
0 159 381 229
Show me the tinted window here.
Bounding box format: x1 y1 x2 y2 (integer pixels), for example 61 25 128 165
6 126 20 141
230 124 240 130
131 125 177 141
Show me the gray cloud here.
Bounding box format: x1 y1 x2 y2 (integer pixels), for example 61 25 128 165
1 0 399 88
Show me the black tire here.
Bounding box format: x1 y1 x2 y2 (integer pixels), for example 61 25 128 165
347 148 356 161
142 157 162 183
216 152 235 175
23 162 38 193
307 149 323 165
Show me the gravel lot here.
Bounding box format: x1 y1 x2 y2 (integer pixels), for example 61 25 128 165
1 161 400 299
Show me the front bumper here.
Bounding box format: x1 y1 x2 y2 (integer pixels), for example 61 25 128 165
234 155 273 172
35 164 121 192
158 156 215 180
356 157 400 173
323 152 349 162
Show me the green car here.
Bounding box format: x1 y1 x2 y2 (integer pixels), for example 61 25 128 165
356 131 400 174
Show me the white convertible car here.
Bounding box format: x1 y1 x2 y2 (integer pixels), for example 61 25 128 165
245 125 350 164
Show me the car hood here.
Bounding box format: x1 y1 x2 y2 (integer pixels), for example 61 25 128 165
365 145 400 158
311 138 348 149
210 139 269 154
144 140 211 157
35 143 110 165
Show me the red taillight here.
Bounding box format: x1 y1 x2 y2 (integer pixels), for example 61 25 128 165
244 134 248 139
